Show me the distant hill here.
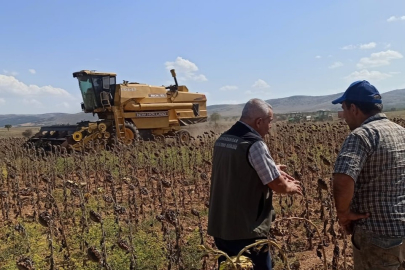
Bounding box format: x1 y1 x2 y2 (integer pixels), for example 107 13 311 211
207 88 405 117
0 113 98 127
1 88 404 126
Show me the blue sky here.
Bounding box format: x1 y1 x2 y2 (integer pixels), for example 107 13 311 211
0 0 404 114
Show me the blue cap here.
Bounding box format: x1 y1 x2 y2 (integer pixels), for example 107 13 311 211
332 80 382 104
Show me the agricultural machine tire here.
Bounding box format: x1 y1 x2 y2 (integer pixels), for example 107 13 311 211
124 121 140 144
176 130 191 145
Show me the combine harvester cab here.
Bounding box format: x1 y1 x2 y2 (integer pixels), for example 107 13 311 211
27 69 207 151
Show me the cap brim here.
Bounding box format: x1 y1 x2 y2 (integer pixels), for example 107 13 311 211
332 95 345 104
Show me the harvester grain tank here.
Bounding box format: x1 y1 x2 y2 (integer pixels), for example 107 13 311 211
28 69 207 150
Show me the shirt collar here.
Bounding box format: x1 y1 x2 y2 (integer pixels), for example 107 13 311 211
238 121 261 137
362 113 387 126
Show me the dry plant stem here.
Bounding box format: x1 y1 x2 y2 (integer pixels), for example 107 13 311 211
47 220 55 270
202 246 236 269
342 229 348 270
277 216 327 269
100 221 110 269
235 239 290 270
127 219 137 270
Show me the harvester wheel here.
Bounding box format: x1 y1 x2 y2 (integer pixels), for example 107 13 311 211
176 130 191 145
73 131 83 142
124 122 140 143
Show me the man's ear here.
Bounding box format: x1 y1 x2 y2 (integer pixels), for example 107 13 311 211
352 104 362 116
348 103 357 114
254 118 261 128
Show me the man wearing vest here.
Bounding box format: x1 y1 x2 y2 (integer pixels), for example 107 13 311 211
208 98 303 270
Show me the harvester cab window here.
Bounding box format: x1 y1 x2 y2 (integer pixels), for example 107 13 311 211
102 76 110 90
92 77 105 108
78 77 97 111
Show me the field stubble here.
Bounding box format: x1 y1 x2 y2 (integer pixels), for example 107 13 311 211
0 117 404 270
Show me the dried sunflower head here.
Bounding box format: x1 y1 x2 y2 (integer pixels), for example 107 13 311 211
89 210 102 223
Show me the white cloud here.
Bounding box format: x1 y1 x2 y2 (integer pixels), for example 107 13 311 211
315 55 321 59
63 102 70 108
245 90 252 94
23 98 43 107
387 15 405 22
219 85 238 91
0 76 81 113
56 102 71 108
389 71 401 75
329 62 344 69
342 42 376 50
28 69 36 74
345 70 393 81
0 98 5 105
2 70 18 76
360 42 376 49
342 45 356 50
385 43 391 49
252 79 270 88
165 57 207 82
0 75 72 97
357 50 403 68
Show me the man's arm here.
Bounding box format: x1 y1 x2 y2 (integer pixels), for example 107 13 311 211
332 133 371 234
267 174 302 195
333 173 355 215
333 173 369 234
248 142 302 195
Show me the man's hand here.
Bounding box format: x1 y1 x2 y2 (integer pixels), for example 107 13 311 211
285 179 303 195
268 164 303 195
337 210 370 234
277 164 297 182
277 164 287 172
332 173 369 234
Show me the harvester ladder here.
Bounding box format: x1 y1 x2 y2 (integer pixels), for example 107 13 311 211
112 106 126 140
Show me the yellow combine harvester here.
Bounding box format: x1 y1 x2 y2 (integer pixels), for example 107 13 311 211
28 69 207 150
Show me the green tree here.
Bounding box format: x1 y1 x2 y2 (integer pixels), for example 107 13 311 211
4 124 12 131
210 112 221 124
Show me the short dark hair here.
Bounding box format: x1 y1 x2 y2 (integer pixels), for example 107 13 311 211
345 99 383 115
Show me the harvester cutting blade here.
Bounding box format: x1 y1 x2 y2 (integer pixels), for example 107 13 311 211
26 121 113 152
26 125 79 150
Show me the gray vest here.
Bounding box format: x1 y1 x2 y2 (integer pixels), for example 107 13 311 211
207 122 275 240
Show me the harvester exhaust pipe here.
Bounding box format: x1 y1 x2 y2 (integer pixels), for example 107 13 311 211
165 69 179 92
170 69 178 87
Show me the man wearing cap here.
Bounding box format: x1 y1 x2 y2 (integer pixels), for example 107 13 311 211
331 80 405 269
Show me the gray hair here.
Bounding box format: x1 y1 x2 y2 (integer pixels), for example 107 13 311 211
240 98 273 121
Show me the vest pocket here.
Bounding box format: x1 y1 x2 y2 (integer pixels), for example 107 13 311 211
256 193 264 221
